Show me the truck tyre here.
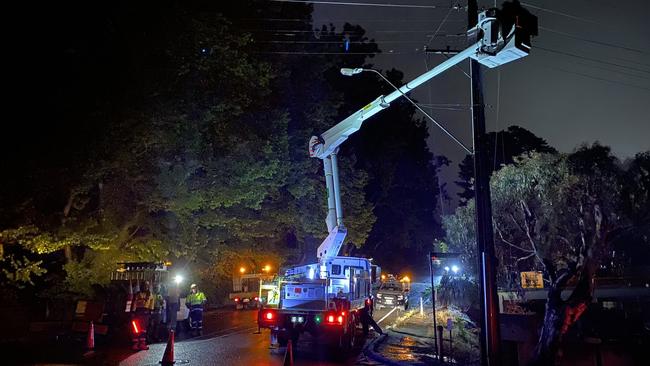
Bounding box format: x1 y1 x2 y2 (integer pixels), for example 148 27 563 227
338 317 355 353
348 314 357 348
278 334 289 347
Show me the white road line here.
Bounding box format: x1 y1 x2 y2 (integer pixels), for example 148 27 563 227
376 306 398 325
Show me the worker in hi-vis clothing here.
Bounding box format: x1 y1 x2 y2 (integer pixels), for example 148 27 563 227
132 281 155 350
186 283 207 336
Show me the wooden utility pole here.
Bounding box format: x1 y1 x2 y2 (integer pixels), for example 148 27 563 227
468 1 502 365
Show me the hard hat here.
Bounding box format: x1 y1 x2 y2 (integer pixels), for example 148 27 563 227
190 283 197 289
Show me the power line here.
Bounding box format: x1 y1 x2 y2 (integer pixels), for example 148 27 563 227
543 66 650 92
268 0 450 10
244 28 459 34
539 26 650 55
535 45 650 75
423 57 449 217
569 59 650 81
259 39 438 44
520 2 596 23
235 17 465 23
493 70 501 171
255 50 417 55
427 7 453 46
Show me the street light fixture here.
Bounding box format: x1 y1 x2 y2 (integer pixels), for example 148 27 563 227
263 264 271 273
239 267 246 274
340 67 363 76
444 266 450 272
451 265 460 274
173 275 183 285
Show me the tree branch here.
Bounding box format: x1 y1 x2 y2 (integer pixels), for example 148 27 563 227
516 252 536 263
508 212 526 234
519 200 544 265
494 223 534 253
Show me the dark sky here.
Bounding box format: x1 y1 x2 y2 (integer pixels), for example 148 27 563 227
312 0 650 210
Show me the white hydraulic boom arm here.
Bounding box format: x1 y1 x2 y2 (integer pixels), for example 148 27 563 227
309 6 537 264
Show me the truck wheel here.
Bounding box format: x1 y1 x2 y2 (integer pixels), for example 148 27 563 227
278 334 289 347
338 320 354 352
338 333 351 353
348 314 357 348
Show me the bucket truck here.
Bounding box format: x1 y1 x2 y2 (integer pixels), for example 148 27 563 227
258 3 537 352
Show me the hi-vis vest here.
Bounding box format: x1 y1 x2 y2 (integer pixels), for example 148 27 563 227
186 291 207 306
134 291 155 310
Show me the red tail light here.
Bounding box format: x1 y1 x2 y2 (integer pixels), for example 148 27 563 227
234 297 240 302
324 311 345 325
131 320 139 334
254 297 259 301
261 309 277 324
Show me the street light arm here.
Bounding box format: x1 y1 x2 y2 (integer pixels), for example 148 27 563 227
309 42 480 160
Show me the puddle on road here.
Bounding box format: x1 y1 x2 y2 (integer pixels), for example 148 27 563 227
380 335 438 365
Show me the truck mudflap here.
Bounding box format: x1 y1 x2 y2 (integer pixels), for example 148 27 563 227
260 308 360 351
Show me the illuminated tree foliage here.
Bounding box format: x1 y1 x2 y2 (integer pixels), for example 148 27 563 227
443 144 650 365
0 1 379 298
455 126 556 205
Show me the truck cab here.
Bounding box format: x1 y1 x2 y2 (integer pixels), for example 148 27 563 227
375 278 409 310
229 273 274 310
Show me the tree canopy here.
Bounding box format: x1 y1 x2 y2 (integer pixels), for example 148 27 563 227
0 0 441 302
443 144 650 364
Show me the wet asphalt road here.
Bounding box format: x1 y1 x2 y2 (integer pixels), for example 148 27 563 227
111 307 395 366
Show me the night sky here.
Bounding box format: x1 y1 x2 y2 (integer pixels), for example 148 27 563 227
3 0 649 210
312 0 650 208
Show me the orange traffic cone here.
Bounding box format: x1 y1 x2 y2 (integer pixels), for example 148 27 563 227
83 321 95 357
283 339 294 366
160 329 175 365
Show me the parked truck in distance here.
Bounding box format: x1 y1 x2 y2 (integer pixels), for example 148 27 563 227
374 275 409 311
229 273 274 310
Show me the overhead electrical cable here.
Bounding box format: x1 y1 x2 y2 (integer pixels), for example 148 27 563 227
534 45 650 75
244 28 458 34
542 66 650 92
269 0 450 10
493 70 502 172
539 26 650 55
260 40 444 44
255 51 416 55
236 17 465 23
426 7 453 46
520 2 596 23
